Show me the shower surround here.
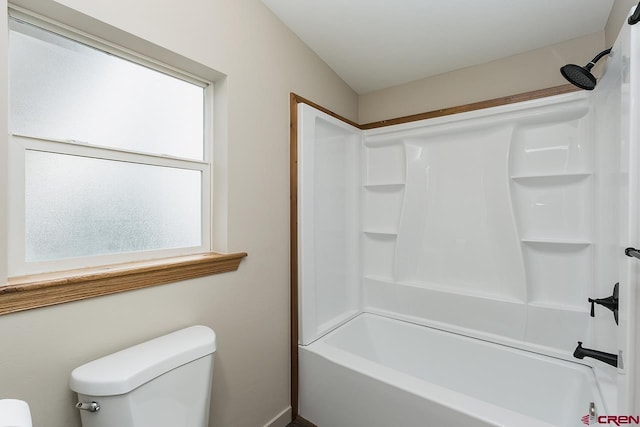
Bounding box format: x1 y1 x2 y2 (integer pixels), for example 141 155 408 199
294 11 638 427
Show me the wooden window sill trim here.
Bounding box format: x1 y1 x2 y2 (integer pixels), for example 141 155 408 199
0 251 247 315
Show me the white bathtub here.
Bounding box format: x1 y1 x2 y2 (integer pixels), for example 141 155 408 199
299 313 605 427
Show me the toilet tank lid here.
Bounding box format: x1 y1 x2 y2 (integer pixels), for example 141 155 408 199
69 325 216 396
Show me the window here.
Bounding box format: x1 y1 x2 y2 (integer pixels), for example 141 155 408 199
8 13 215 276
2 9 245 315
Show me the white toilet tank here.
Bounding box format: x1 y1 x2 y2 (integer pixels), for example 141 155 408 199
70 325 216 427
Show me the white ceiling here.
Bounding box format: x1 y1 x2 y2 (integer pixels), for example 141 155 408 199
262 0 614 94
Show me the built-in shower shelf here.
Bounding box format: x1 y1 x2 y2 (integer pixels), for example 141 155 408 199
364 183 405 189
521 238 592 246
510 172 592 181
364 274 396 283
528 301 589 314
363 230 398 236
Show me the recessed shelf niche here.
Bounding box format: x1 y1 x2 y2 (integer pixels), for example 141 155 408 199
363 185 404 234
363 233 396 281
511 174 592 242
364 143 405 186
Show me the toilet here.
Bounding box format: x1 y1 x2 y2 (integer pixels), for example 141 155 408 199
0 399 32 427
70 325 216 427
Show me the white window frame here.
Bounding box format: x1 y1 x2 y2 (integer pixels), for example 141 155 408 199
7 9 215 276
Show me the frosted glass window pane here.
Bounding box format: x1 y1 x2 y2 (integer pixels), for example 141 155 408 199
25 151 202 262
10 19 204 160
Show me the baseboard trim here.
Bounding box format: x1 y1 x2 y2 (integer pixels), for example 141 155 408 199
264 406 292 427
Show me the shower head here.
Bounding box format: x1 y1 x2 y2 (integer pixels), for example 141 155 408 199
560 47 612 91
560 64 597 90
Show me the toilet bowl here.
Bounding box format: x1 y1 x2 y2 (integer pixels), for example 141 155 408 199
70 325 216 427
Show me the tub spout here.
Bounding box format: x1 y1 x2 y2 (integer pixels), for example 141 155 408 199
573 342 617 367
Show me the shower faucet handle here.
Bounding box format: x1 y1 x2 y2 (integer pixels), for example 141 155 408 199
588 282 619 325
625 247 640 259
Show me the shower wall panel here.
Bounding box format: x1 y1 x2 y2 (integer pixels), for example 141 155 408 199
362 94 595 359
297 104 362 345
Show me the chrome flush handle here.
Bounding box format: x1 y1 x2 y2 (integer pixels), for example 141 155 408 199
76 401 100 412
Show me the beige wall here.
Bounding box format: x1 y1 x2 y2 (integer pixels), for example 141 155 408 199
358 2 637 124
358 32 605 124
606 0 637 46
0 1 357 427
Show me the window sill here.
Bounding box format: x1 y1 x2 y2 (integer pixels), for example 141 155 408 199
0 251 247 315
